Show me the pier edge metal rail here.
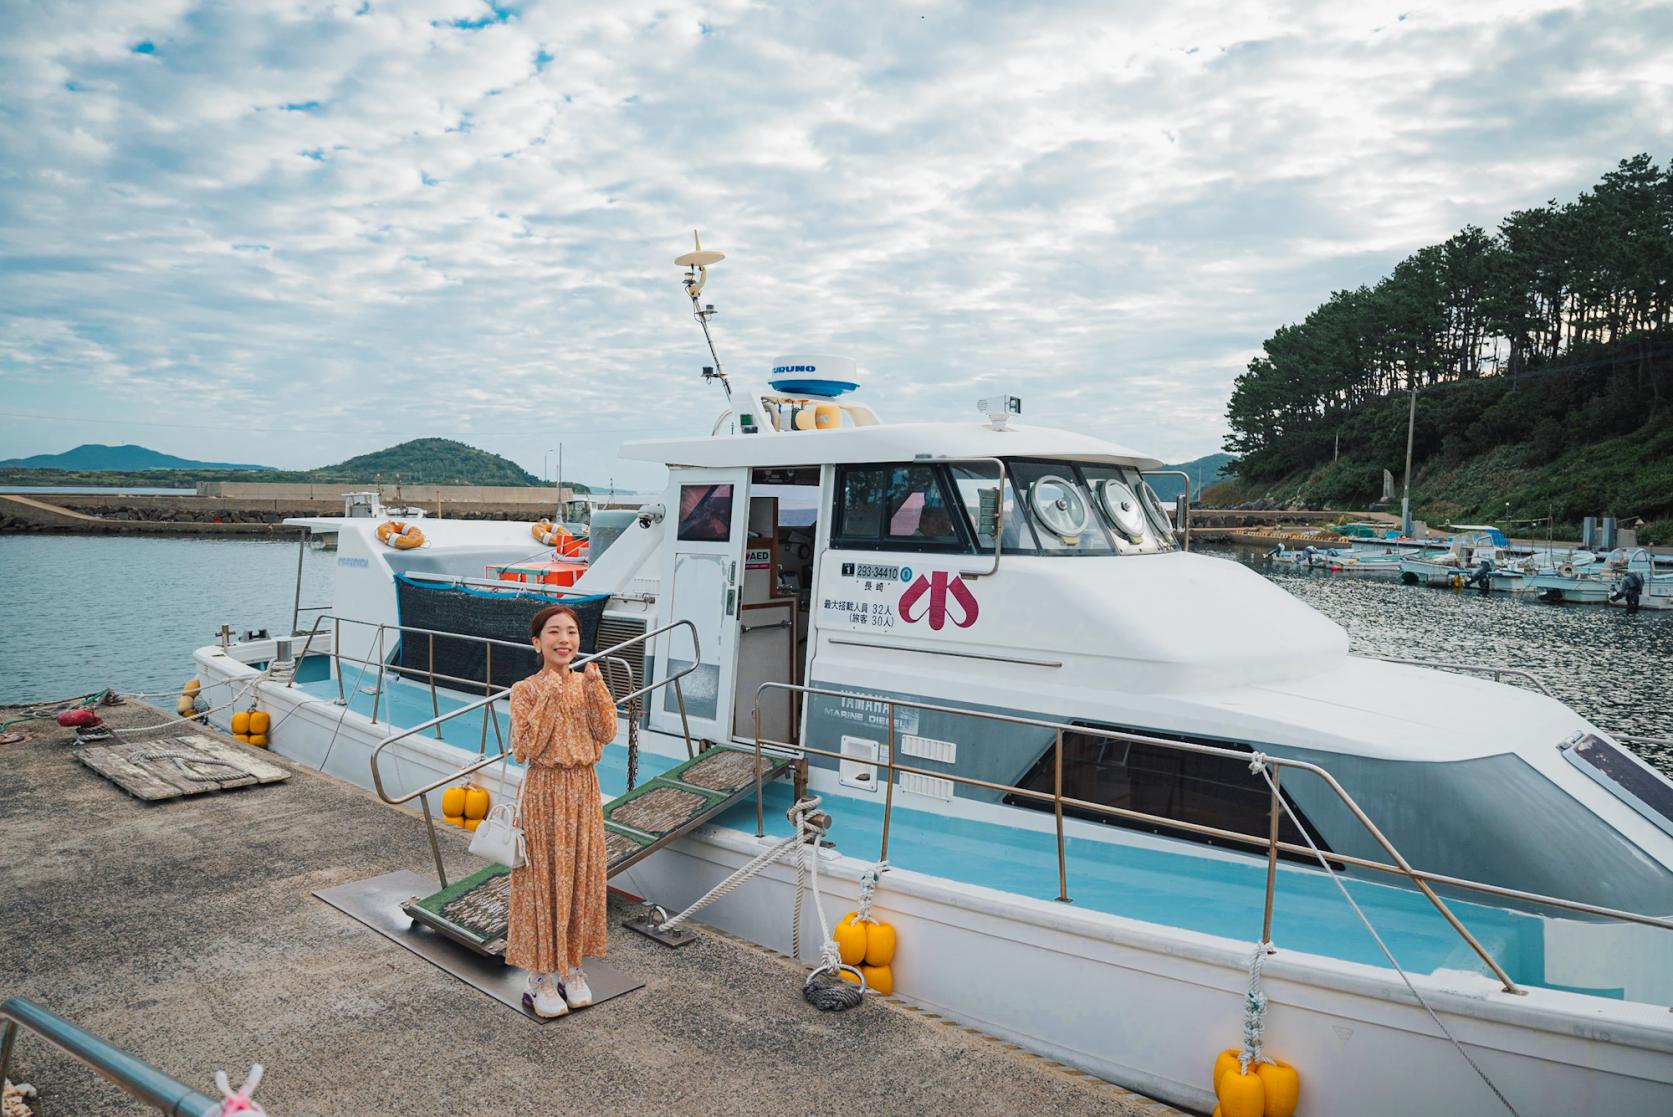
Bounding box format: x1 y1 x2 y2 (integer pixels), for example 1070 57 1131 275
0 997 219 1117
750 682 1673 1000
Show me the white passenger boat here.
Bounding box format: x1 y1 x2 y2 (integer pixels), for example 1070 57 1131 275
187 249 1673 1117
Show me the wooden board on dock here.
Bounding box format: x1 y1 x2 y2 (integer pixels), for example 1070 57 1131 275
75 734 289 801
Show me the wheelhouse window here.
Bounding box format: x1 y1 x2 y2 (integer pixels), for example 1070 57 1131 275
833 464 973 553
949 465 1037 554
1004 728 1329 859
1079 464 1176 553
1007 461 1114 554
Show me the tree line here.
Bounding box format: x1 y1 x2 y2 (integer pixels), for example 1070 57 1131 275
1225 154 1673 481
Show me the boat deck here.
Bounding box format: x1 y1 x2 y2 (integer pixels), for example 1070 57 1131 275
302 672 1659 1000
0 697 1172 1117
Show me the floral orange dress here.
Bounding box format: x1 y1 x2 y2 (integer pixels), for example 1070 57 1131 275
505 666 617 974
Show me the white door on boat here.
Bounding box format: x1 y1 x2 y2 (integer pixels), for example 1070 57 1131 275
650 467 750 742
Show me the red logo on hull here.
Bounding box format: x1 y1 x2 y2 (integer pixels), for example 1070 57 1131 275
900 571 979 630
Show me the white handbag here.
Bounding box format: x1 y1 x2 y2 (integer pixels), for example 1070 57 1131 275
467 762 526 868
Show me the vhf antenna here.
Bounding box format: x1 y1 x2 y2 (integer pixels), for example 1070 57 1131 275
675 230 730 399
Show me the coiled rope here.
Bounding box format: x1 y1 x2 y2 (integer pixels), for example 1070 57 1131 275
1245 752 1520 1116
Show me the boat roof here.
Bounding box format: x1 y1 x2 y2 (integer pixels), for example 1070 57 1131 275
621 421 1164 471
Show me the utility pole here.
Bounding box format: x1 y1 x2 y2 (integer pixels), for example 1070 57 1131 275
1400 383 1417 537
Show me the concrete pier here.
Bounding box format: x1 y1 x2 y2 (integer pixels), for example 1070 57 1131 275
0 697 1176 1117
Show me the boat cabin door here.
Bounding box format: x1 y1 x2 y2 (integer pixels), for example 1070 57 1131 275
649 468 749 742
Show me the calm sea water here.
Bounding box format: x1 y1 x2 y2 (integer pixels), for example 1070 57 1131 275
1 536 1666 769
0 536 333 705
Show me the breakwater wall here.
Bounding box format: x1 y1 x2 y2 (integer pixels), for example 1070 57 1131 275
0 493 574 536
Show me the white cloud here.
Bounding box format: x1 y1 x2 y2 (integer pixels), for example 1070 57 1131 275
2 0 1671 486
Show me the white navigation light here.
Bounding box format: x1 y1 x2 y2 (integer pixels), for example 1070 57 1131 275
978 395 1022 430
768 354 860 397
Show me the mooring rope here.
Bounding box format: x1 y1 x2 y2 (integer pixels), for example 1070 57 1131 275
655 804 817 935
1245 752 1520 1116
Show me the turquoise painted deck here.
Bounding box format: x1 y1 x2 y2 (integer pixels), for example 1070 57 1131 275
298 672 1645 999
714 785 1645 999
294 674 681 798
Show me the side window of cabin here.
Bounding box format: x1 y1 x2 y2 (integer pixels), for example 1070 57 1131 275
1004 729 1330 859
833 465 972 552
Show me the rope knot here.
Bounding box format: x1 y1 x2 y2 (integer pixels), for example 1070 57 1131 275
1247 751 1269 775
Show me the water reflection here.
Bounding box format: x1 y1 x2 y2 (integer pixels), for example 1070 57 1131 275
1214 546 1673 773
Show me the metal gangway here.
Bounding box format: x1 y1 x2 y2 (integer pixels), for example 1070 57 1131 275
346 618 794 957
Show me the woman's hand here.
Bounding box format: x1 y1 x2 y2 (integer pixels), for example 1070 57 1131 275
581 662 602 681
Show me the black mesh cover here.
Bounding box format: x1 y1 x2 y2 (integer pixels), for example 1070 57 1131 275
393 575 610 691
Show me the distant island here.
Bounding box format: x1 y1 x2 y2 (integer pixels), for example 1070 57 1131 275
0 437 573 490
1211 154 1672 545
0 443 275 472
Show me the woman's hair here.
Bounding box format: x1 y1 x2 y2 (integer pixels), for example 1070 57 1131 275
528 603 583 642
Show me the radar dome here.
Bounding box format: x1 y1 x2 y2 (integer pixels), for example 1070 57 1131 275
768 354 859 397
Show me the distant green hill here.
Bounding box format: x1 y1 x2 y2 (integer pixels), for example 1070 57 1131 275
0 438 559 489
306 438 541 486
1148 453 1234 502
0 443 274 471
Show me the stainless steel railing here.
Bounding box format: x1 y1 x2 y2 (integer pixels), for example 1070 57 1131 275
1367 655 1558 697
1141 469 1192 550
0 997 220 1117
752 682 1673 998
365 619 703 888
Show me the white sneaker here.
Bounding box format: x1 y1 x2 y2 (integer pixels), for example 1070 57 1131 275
523 972 569 1018
562 967 593 1008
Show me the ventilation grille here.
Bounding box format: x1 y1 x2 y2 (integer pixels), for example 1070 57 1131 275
595 613 648 701
898 771 955 801
901 734 956 764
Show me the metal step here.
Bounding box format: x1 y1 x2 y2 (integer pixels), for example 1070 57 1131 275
402 745 793 955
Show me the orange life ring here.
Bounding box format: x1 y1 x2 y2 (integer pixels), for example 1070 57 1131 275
377 520 425 549
532 519 585 557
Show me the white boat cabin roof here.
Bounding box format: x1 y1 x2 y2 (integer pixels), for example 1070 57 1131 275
622 420 1163 471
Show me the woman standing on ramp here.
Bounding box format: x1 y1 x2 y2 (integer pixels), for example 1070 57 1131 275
507 603 617 1017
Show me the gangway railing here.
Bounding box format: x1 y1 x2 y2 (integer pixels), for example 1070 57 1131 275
751 682 1673 998
366 619 703 888
0 996 220 1117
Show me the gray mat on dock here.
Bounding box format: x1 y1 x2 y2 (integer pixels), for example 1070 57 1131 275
313 869 642 1021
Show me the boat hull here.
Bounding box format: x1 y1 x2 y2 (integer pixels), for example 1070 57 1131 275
195 647 1673 1117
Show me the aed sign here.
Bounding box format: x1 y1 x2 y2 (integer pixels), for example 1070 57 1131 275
745 547 772 571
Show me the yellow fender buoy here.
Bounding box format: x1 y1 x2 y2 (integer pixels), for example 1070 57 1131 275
834 913 868 966
441 786 467 818
182 678 201 698
1212 1048 1240 1094
249 710 270 735
1217 1066 1264 1117
859 963 893 995
1256 1060 1300 1117
176 695 196 717
231 711 251 735
464 786 490 820
377 520 425 549
862 919 897 966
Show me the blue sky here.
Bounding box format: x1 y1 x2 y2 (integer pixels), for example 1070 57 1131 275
2 1 1671 489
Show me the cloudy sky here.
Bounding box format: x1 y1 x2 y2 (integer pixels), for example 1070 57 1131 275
3 1 1671 489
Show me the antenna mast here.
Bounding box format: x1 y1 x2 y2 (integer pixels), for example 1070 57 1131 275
675 230 730 399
